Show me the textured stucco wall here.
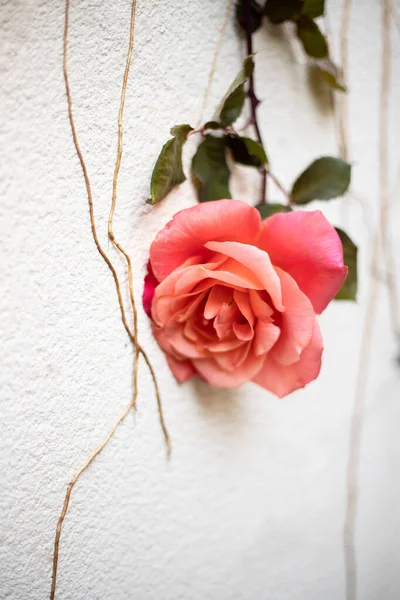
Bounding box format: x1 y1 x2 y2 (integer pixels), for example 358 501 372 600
1 1 400 599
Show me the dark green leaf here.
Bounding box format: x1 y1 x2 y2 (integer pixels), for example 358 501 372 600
264 0 303 23
335 228 357 301
227 135 268 167
291 157 351 204
316 59 347 92
220 86 246 127
319 68 347 92
214 56 254 126
203 121 224 130
147 124 193 205
302 0 324 18
296 16 328 58
236 0 264 33
241 137 268 165
170 124 193 141
191 135 231 202
255 203 292 219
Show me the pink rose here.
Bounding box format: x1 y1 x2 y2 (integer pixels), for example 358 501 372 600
143 200 347 397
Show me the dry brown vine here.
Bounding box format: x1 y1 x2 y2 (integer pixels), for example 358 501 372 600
344 2 392 599
51 1 171 598
50 356 139 600
108 0 140 345
332 0 399 341
196 0 235 127
104 0 171 450
338 0 351 163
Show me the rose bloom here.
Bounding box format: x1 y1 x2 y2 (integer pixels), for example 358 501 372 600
143 200 347 397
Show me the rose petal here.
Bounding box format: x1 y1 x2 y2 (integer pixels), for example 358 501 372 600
253 320 323 397
184 312 217 342
143 262 158 317
215 342 251 371
268 268 315 366
193 351 265 388
152 324 181 360
175 291 208 323
204 285 233 319
234 290 255 327
166 324 205 358
202 338 245 353
166 355 197 383
233 322 253 341
254 321 280 356
155 256 226 299
174 261 266 296
205 241 284 311
150 200 262 282
249 290 274 321
213 302 240 340
259 210 347 314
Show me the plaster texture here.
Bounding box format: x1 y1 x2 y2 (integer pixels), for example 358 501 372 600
0 1 399 599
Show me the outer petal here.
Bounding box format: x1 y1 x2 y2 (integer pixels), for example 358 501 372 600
166 355 197 383
252 320 323 398
193 351 265 388
258 211 347 314
268 268 315 366
150 200 262 282
143 262 158 317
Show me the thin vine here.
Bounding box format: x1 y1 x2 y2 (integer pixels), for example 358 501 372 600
108 0 140 347
344 2 392 599
50 356 139 600
338 0 351 163
51 1 170 598
331 0 400 341
196 0 235 128
242 0 268 204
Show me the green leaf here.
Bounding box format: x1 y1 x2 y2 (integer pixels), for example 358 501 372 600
170 124 193 141
316 59 347 92
147 124 193 205
296 16 328 58
226 135 268 167
319 68 347 92
220 86 247 127
214 56 254 126
291 157 351 204
255 203 292 219
302 0 324 18
236 0 264 33
191 135 231 202
264 0 303 23
335 228 357 301
203 121 224 131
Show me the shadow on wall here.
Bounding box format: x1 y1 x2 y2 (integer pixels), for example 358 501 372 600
191 377 247 429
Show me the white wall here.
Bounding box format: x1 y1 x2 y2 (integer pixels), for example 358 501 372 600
1 1 399 599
